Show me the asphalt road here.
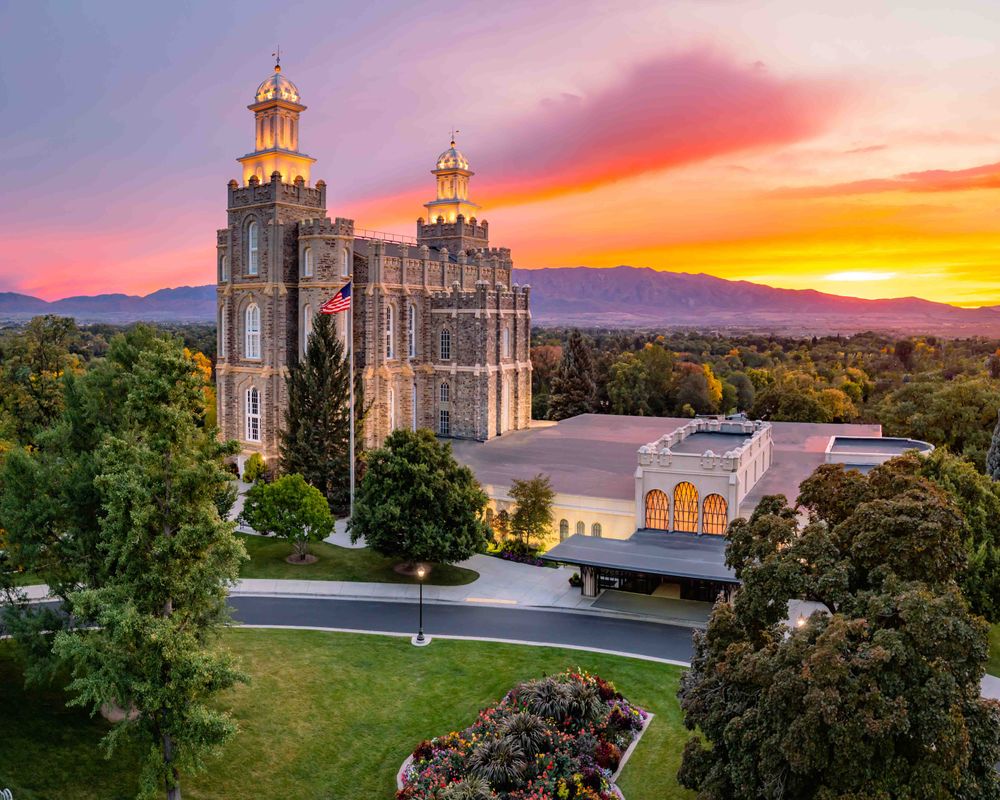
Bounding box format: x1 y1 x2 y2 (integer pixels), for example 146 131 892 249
228 596 697 663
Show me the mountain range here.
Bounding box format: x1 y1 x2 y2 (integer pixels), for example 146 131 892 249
2 266 998 335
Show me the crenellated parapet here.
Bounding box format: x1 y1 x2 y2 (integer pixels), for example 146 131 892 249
227 171 326 210
298 215 354 238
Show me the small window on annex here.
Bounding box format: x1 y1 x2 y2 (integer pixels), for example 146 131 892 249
559 519 569 541
575 521 585 536
591 523 602 538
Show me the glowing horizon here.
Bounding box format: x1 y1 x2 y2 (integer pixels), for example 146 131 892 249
4 1 1000 308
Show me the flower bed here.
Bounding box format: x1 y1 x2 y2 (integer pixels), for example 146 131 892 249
397 670 650 800
486 540 557 568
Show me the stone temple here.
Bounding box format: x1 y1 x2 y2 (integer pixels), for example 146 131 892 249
215 63 532 470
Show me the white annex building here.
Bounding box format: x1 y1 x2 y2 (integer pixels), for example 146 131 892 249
452 415 932 600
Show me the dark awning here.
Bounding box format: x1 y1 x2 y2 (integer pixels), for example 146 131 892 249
541 529 739 584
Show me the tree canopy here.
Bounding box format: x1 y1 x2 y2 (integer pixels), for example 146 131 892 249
350 428 490 566
508 474 555 548
240 473 334 560
548 329 598 421
678 463 1000 799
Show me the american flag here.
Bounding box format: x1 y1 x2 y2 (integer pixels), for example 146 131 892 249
320 282 351 314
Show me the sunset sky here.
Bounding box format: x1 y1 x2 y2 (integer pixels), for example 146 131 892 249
3 0 1000 305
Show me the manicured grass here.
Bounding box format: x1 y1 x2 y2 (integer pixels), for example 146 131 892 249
988 624 1000 677
1 628 694 800
236 532 479 586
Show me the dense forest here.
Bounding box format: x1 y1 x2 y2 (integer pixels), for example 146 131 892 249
533 327 1000 471
1 317 998 474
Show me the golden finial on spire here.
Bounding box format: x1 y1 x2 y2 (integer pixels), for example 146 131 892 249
272 45 281 72
450 127 460 147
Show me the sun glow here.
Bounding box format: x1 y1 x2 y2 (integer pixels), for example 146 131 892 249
823 271 897 282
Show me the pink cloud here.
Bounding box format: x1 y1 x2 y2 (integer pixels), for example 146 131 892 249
351 50 849 222
772 160 1000 199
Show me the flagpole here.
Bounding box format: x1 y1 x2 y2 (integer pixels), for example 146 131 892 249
349 300 355 521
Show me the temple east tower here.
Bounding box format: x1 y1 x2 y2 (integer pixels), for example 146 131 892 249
216 63 531 474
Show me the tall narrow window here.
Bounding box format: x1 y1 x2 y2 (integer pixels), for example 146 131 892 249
220 254 229 282
245 387 261 442
439 408 450 436
439 329 451 361
247 221 259 276
502 326 510 358
501 378 511 433
385 305 395 359
219 306 227 358
411 382 418 432
644 490 669 530
388 387 396 431
440 382 450 403
341 247 350 277
559 519 569 541
302 305 313 356
673 482 699 533
245 303 261 359
407 303 416 358
592 523 602 538
303 246 313 277
576 521 585 536
703 495 729 535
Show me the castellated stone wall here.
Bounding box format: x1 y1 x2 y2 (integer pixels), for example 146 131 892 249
216 173 532 472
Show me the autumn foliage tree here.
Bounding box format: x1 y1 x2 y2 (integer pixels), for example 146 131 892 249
678 460 1000 799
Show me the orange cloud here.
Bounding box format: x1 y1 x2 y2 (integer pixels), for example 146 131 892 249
773 160 1000 199
348 51 849 226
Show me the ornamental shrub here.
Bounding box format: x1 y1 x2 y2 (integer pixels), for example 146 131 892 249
397 670 648 800
242 452 266 483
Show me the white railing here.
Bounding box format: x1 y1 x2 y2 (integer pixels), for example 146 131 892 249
354 228 418 245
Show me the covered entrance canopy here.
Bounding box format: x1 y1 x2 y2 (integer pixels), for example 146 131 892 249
542 529 739 600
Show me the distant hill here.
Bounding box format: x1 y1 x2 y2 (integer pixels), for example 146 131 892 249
0 286 216 323
2 267 999 335
511 266 1000 335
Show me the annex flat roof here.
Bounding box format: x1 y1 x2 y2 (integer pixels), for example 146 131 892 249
541 529 739 584
670 431 750 454
827 436 933 456
451 414 883 507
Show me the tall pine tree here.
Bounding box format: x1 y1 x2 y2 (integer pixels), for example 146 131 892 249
280 312 363 515
547 329 598 421
988 410 1000 480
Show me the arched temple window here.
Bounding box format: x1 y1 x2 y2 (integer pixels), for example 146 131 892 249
592 522 602 538
245 303 261 359
385 305 395 359
245 387 261 442
559 519 569 540
247 221 259 275
703 494 729 535
302 246 313 277
673 482 699 533
408 303 416 358
576 521 585 536
644 489 669 530
440 329 452 360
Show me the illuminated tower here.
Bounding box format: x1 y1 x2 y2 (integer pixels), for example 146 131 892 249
216 60 337 472
416 138 489 252
238 61 316 186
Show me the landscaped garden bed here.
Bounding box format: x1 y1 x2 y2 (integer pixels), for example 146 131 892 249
397 669 651 799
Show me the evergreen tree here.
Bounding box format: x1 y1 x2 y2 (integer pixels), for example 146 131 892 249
52 337 246 800
988 410 1000 480
548 329 598 421
280 313 363 515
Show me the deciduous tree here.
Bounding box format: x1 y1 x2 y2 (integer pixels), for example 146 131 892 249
350 429 490 566
508 474 555 549
240 473 334 561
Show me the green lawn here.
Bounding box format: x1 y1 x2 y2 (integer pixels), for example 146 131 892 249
1 628 694 800
237 532 479 586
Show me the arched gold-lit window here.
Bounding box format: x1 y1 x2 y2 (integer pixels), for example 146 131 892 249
673 482 699 533
644 490 669 530
703 494 729 535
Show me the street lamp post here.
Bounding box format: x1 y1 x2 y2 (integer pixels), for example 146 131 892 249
414 565 428 646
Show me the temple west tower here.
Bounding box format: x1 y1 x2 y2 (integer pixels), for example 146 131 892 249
217 64 531 472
